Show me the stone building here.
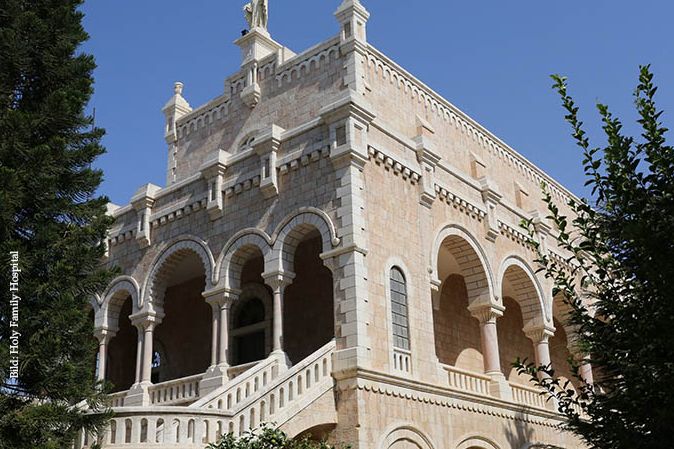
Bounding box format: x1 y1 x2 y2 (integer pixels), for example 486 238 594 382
82 1 591 448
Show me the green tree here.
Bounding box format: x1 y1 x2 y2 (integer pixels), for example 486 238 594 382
518 66 674 449
0 1 114 447
207 424 349 449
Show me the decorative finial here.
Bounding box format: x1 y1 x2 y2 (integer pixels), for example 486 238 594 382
243 0 268 30
174 82 184 96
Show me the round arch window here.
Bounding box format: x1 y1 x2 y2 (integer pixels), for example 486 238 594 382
232 297 267 365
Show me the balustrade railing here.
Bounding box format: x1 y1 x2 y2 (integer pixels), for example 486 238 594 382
442 365 491 397
148 373 203 406
510 382 548 409
392 348 412 374
194 355 281 411
107 390 127 408
78 341 336 448
229 340 335 432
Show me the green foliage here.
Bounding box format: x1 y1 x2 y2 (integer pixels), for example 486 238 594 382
207 424 349 449
517 66 674 449
0 0 114 447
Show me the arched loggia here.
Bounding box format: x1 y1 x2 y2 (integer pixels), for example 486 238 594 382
497 258 547 384
431 227 495 374
143 239 215 383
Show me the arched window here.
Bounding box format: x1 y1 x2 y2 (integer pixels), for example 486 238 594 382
232 297 267 364
390 267 410 351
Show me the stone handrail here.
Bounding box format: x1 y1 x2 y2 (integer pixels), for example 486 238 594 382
192 355 281 410
510 381 548 409
77 407 230 448
441 364 492 397
227 360 261 379
148 373 203 406
77 342 336 448
108 390 128 408
227 340 335 432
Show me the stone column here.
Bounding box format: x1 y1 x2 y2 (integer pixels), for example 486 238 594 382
579 361 594 385
525 327 554 374
134 326 143 384
263 271 295 357
94 329 114 382
217 297 233 367
141 321 156 384
201 289 237 395
470 303 512 399
209 302 220 368
126 311 162 406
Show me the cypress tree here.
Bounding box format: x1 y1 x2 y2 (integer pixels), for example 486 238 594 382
0 1 114 447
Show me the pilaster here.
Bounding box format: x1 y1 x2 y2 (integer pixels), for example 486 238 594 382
162 82 192 186
320 91 375 376
254 124 285 198
480 178 502 242
130 184 161 249
200 150 229 221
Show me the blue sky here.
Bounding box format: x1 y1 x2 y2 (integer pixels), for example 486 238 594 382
81 0 674 206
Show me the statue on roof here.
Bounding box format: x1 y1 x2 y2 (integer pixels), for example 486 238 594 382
243 0 268 31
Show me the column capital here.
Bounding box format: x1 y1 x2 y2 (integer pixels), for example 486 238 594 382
524 324 556 344
202 287 240 308
93 327 116 343
468 303 505 324
130 310 163 331
262 270 295 291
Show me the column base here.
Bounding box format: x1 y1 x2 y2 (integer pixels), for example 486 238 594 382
199 365 230 396
271 350 291 371
487 373 513 401
125 382 150 406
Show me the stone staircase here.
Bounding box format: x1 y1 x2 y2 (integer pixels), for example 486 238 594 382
77 340 336 448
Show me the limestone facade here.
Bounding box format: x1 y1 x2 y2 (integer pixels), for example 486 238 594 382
84 2 588 448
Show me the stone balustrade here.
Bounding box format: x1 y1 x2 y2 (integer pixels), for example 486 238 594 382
228 341 335 431
442 365 492 397
510 382 548 409
148 373 203 406
195 355 281 411
78 341 336 448
392 348 412 375
108 390 127 408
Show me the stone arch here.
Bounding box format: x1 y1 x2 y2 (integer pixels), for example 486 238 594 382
431 224 496 307
379 424 435 449
217 229 272 290
271 208 340 273
142 236 215 309
101 276 141 392
455 435 501 449
497 255 547 326
100 276 141 332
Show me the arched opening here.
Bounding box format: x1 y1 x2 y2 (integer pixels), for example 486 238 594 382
106 296 137 392
232 296 268 365
432 234 487 373
152 251 211 382
284 229 334 365
497 297 535 384
550 317 579 389
231 248 272 366
498 263 543 384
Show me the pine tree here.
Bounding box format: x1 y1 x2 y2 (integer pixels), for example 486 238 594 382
0 1 114 447
518 66 674 449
